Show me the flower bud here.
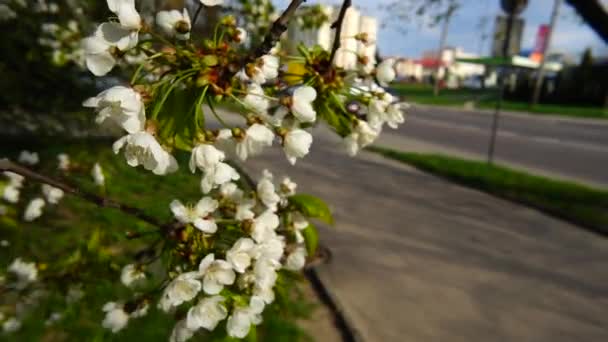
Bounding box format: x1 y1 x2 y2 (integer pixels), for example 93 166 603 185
175 20 191 34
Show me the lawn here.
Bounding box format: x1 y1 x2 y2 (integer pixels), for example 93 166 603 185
390 83 608 119
368 146 608 235
0 138 315 341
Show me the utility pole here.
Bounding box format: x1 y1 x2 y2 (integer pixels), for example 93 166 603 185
433 3 457 97
487 0 528 164
530 0 561 107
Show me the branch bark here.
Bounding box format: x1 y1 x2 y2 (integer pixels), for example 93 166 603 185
329 0 352 65
0 158 174 232
565 0 608 43
238 0 307 68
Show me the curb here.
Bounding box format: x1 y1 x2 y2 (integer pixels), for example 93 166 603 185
304 268 362 342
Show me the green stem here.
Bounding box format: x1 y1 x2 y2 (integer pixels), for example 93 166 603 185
151 71 196 119
206 98 231 128
194 86 209 130
130 53 164 85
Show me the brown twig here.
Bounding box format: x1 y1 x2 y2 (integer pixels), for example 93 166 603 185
239 0 307 68
329 0 352 64
0 158 174 232
191 3 204 29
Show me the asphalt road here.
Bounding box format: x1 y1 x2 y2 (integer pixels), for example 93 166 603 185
244 137 608 342
382 106 608 188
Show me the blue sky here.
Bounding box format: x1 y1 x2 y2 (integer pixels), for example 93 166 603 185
274 0 608 60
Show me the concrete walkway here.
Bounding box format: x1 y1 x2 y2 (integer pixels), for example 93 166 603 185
245 130 608 342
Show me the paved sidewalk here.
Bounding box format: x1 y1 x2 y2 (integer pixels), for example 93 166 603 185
245 130 608 342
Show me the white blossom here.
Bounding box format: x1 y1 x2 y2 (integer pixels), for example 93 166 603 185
385 102 407 129
198 254 236 295
18 151 39 165
8 258 38 287
0 5 16 21
283 129 312 165
200 162 240 194
23 198 45 222
120 264 146 287
251 210 279 243
186 295 228 331
66 285 85 303
257 172 280 211
344 120 379 156
2 186 20 203
220 182 242 201
42 184 64 204
159 272 202 312
291 86 317 123
45 312 63 326
189 144 224 173
235 198 256 221
83 86 146 134
57 153 70 170
376 58 396 86
200 0 224 6
226 238 255 273
92 163 105 186
285 246 307 271
226 298 264 338
113 132 178 175
252 235 285 263
238 54 278 84
226 307 253 339
170 198 218 233
235 124 274 161
220 183 254 220
280 177 297 197
102 302 129 333
4 172 24 188
293 212 308 243
156 9 191 40
107 0 142 30
242 83 270 114
235 27 247 43
2 318 21 333
82 23 138 76
253 257 279 292
170 319 195 342
259 54 279 81
131 302 149 318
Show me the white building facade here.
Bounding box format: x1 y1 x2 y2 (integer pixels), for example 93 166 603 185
286 5 378 70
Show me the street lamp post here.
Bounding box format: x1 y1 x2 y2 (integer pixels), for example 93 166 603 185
487 0 528 164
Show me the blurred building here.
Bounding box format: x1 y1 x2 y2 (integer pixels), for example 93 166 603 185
394 58 423 81
286 5 378 70
423 47 486 80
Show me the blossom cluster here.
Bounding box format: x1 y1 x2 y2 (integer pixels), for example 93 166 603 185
0 0 407 339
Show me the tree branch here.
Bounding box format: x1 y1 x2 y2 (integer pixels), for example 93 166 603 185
191 3 204 29
0 158 175 232
225 159 256 191
240 0 307 67
329 0 352 64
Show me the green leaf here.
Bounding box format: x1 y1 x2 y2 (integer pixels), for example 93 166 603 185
302 224 319 256
246 325 257 342
155 88 205 151
288 194 334 225
87 228 102 252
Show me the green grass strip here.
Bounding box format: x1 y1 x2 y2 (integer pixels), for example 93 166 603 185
368 146 608 235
